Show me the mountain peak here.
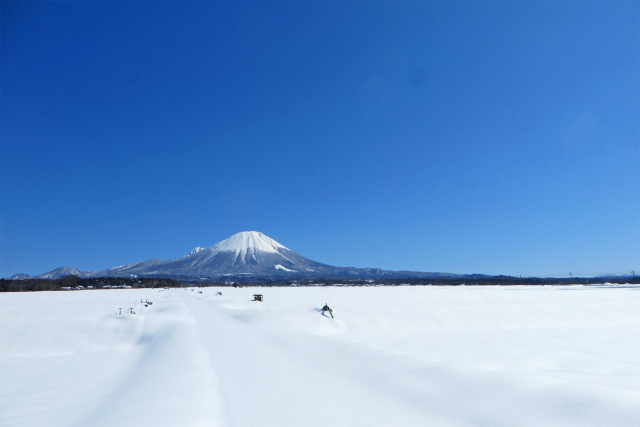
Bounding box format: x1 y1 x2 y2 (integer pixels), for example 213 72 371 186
36 267 84 279
189 247 205 256
212 231 287 257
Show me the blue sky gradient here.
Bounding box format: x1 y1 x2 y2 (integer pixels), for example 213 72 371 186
1 1 638 277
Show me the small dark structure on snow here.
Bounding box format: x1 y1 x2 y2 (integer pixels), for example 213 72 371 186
253 294 263 302
322 303 334 318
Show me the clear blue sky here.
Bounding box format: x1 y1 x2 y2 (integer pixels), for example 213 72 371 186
1 1 638 278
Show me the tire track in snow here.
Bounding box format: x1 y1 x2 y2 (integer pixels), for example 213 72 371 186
77 291 227 427
178 292 449 427
179 289 640 427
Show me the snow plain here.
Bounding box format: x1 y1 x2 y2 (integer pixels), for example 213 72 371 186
1 285 639 427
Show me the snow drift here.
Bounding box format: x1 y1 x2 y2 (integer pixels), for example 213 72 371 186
1 284 640 426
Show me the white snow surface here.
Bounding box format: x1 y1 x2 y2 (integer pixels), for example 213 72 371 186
189 247 205 256
210 231 288 257
2 284 640 427
275 264 295 272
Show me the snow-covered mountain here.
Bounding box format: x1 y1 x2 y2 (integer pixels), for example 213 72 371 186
36 267 89 280
8 273 34 281
103 231 332 278
188 247 205 256
12 231 456 281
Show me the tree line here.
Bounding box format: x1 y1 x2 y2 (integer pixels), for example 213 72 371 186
0 276 184 292
1 274 638 292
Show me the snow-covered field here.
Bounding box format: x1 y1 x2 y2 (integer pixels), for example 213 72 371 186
1 285 639 427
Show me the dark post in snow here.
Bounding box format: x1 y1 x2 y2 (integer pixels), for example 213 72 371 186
118 308 122 316
322 303 334 318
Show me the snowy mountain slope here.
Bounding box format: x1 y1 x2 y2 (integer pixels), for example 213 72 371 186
16 231 458 281
8 274 34 280
104 258 165 276
36 267 89 280
188 247 204 256
103 231 333 278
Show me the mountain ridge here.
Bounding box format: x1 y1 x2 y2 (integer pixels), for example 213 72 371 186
12 231 463 281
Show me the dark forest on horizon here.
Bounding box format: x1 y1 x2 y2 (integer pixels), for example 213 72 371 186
1 274 638 292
